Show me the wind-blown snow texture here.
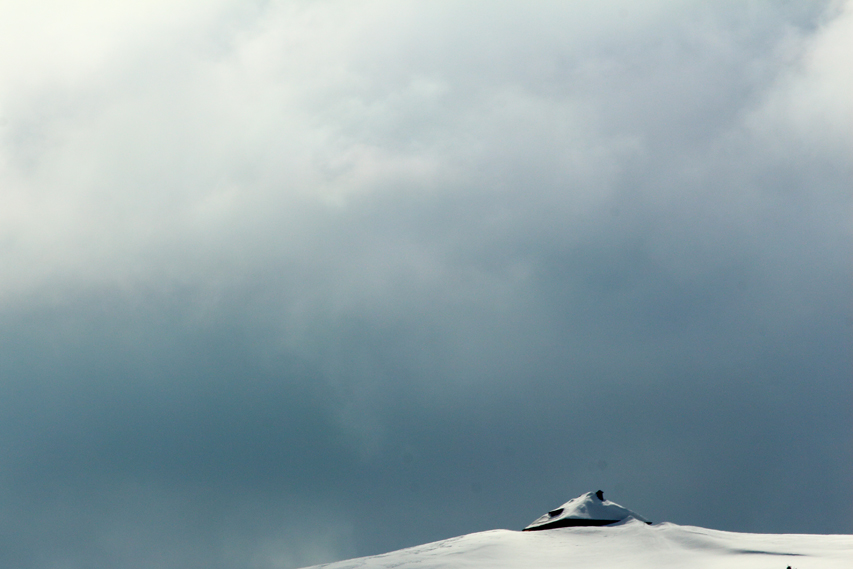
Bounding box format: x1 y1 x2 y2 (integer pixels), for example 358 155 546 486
303 519 852 569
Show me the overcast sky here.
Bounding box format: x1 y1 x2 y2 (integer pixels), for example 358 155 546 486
0 1 851 568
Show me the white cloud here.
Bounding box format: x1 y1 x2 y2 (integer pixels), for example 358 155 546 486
0 0 847 315
746 0 853 161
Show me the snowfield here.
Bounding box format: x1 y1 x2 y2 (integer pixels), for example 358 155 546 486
303 518 853 569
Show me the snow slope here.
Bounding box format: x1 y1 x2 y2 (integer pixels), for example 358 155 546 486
303 518 853 569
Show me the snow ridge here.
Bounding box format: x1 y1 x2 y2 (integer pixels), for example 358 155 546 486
304 519 853 569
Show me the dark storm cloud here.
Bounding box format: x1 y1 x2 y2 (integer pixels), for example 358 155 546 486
0 1 851 568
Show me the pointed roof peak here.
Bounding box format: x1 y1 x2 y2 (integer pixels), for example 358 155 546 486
523 491 650 531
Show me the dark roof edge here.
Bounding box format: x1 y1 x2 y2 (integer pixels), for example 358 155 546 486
523 518 652 531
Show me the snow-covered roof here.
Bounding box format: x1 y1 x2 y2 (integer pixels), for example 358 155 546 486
523 491 650 531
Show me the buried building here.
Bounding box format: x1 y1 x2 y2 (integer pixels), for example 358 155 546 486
523 490 651 531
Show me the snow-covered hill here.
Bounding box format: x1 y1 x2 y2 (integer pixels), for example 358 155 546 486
303 518 853 569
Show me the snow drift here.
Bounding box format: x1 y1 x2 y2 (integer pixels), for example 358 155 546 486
303 518 852 569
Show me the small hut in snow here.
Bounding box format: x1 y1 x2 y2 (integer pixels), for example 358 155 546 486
523 491 651 531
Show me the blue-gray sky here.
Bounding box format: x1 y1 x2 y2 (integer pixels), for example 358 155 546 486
0 1 851 568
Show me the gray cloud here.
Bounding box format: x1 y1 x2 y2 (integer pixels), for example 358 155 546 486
0 1 850 568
